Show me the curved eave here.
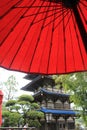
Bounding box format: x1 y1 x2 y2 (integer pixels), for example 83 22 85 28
21 76 55 92
41 88 70 97
40 107 76 115
34 88 70 101
24 74 39 80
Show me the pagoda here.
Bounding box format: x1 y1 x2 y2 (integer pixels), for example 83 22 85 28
22 75 76 130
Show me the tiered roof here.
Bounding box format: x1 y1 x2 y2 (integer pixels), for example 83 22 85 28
34 88 70 102
21 75 55 92
40 107 76 115
21 74 76 117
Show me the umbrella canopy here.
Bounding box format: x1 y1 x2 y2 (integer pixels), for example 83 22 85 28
0 0 87 74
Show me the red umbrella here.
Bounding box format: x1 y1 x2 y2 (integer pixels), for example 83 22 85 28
0 0 87 74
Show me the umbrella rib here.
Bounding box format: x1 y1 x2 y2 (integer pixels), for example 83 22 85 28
23 7 62 17
73 6 87 52
62 5 66 73
31 8 66 25
33 8 67 28
0 0 36 31
0 17 31 65
0 0 87 74
28 0 47 24
0 0 36 46
82 0 87 1
68 21 76 71
0 12 25 46
14 5 62 8
0 0 40 63
0 9 25 32
78 4 87 23
24 1 50 26
8 1 47 68
72 10 86 68
38 8 53 72
53 9 70 30
0 0 22 18
47 6 55 73
64 9 73 30
0 0 11 7
29 3 52 72
79 0 87 7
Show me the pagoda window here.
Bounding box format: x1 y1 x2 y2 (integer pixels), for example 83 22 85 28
54 99 63 109
41 100 46 108
47 87 53 92
67 117 75 129
64 101 70 109
45 113 52 122
58 117 65 130
47 99 54 109
52 87 57 92
58 117 65 122
38 87 41 91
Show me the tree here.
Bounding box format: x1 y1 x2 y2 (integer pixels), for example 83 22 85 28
1 75 18 101
53 72 87 126
27 111 44 128
17 94 42 125
3 94 44 127
2 110 22 127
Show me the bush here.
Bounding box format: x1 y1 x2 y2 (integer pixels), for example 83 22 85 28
2 112 22 127
28 119 41 128
27 111 44 120
18 95 34 102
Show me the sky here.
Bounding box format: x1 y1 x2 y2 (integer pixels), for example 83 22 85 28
0 67 32 98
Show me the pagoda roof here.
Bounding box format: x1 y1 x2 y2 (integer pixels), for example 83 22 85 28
40 107 76 115
21 76 55 92
34 88 70 98
34 89 70 102
24 74 39 80
42 88 69 97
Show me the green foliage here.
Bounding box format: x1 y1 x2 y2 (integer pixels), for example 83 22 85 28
2 110 10 117
3 94 42 127
2 112 22 127
2 111 10 127
2 103 7 111
36 111 44 119
18 101 30 105
5 100 16 107
17 101 31 114
27 111 44 120
54 72 87 126
18 94 34 102
31 103 40 110
28 119 41 128
8 112 22 127
1 75 18 100
10 105 21 112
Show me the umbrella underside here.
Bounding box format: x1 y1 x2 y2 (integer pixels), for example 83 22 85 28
0 0 87 74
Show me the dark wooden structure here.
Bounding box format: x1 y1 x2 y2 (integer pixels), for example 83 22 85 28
22 75 76 130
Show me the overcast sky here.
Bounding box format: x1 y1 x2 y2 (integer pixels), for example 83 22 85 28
0 67 32 98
